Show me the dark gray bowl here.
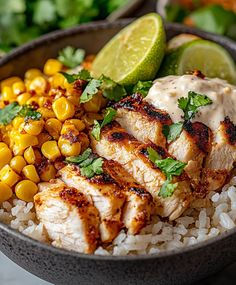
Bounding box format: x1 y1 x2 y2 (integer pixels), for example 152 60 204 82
1 20 236 285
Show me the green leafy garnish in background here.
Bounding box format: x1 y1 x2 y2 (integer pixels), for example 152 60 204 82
91 107 117 141
58 46 85 68
0 102 42 125
0 0 129 51
66 148 103 178
61 69 91 83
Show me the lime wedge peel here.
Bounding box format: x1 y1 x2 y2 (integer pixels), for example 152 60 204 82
91 13 166 85
159 39 236 84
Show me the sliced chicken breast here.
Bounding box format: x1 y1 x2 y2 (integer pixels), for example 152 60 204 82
204 117 236 191
114 94 172 148
34 181 100 254
91 121 192 220
103 159 153 234
59 164 125 243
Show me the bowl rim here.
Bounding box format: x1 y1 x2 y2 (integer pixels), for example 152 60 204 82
1 19 236 261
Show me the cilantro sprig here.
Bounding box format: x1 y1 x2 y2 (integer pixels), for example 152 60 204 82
100 75 127 102
60 69 91 84
80 79 101 103
58 46 85 68
91 107 117 141
163 91 213 143
147 147 186 198
65 148 104 178
132 80 153 97
0 102 42 126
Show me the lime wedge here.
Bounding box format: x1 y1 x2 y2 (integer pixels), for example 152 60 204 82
159 39 236 84
91 13 166 85
167 33 200 52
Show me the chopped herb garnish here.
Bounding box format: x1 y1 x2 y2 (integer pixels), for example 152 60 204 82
61 69 91 84
80 79 101 103
65 148 92 164
147 147 186 198
0 102 21 125
147 147 161 163
163 91 213 143
65 148 103 178
0 102 41 126
178 91 213 121
58 46 85 68
133 80 153 97
91 107 117 141
159 180 178 198
99 75 127 102
162 122 183 143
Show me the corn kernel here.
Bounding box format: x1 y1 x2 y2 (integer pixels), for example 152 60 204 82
60 122 78 135
25 69 42 81
41 141 61 161
0 142 9 150
78 133 90 152
13 134 38 155
52 97 75 121
0 147 12 170
22 165 40 183
26 96 40 106
58 136 81 157
2 86 16 102
10 156 26 173
65 119 85 131
0 182 13 202
34 149 43 164
40 164 56 182
45 118 62 140
12 81 25 96
38 97 52 108
49 73 66 88
12 117 25 129
82 113 103 126
24 146 36 164
1 77 22 90
24 119 44 136
15 180 38 202
37 132 52 148
67 95 80 106
29 76 48 95
16 92 31 105
83 93 102 113
0 165 20 186
37 107 56 119
44 59 63 76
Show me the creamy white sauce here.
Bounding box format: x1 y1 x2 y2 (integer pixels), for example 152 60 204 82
145 75 236 130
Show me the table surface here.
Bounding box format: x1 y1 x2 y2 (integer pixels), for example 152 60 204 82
1 1 236 284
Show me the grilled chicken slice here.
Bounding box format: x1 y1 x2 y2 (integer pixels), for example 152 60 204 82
103 159 153 234
59 164 125 243
34 181 100 254
169 121 212 183
91 121 192 220
38 179 65 192
114 94 172 148
203 117 236 191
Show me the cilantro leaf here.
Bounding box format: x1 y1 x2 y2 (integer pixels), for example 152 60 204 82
19 105 42 121
91 107 117 141
133 80 153 97
80 157 104 178
147 147 161 163
0 102 41 126
58 46 85 68
178 91 213 121
154 157 187 180
159 180 178 198
0 102 21 125
162 122 183 143
65 148 92 164
99 75 127 102
61 69 91 84
80 79 101 103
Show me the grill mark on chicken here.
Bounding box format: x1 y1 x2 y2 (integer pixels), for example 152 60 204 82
222 116 236 145
114 94 172 124
60 187 90 208
183 121 212 153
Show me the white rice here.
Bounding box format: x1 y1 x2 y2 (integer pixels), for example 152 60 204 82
1 176 236 256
